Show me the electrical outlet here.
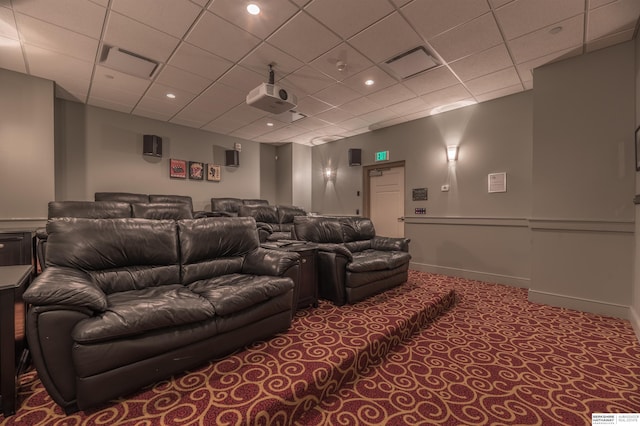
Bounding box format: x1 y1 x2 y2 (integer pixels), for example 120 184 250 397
441 184 450 192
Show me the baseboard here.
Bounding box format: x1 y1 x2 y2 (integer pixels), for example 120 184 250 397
528 289 630 320
630 306 640 344
410 262 530 288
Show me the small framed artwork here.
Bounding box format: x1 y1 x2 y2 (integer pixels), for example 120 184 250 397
635 126 640 171
169 159 187 179
206 163 221 182
189 161 204 180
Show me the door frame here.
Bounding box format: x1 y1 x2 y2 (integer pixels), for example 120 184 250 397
362 160 406 219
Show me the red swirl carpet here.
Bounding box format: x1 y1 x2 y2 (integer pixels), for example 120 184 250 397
3 271 639 425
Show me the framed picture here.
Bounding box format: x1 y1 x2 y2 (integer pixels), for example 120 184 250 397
635 126 640 171
206 163 221 182
169 159 187 179
189 161 204 180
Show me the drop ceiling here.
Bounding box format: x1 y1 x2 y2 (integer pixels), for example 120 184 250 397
1 0 638 146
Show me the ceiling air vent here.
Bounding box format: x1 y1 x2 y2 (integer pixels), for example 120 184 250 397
384 46 438 80
101 46 158 79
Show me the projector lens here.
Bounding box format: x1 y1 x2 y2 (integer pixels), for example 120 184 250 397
278 89 288 101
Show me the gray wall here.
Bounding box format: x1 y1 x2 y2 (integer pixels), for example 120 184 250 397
530 41 635 318
0 68 54 227
292 143 312 210
259 143 277 204
312 91 533 287
275 144 293 205
55 100 262 211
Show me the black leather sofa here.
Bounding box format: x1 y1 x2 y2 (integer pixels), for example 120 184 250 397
95 192 211 218
238 204 307 242
293 216 411 305
210 197 269 217
24 217 300 413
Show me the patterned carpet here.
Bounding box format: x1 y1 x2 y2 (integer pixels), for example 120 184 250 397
3 271 639 425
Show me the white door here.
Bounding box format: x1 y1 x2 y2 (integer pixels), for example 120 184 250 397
369 166 405 237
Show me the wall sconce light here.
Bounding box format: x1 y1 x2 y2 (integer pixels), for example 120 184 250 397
446 145 459 162
324 168 336 181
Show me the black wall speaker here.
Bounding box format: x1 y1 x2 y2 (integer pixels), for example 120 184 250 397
348 148 362 166
225 150 239 167
143 134 162 157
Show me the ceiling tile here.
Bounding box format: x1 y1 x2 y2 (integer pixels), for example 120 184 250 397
449 43 513 81
305 0 394 39
341 66 397 95
267 11 341 63
217 65 266 93
310 43 373 81
474 83 523 103
348 12 423 63
488 0 515 8
429 13 503 62
402 66 459 96
104 12 181 63
590 0 616 8
295 95 333 115
515 46 580 82
387 97 429 115
209 0 298 39
25 44 93 96
314 107 354 124
390 0 412 7
280 66 337 97
588 0 640 41
313 83 362 107
402 0 489 40
339 97 381 115
0 7 18 39
366 83 416 106
173 82 245 125
586 28 635 52
186 11 261 62
201 115 247 135
111 0 202 39
222 103 269 124
12 0 106 39
464 67 521 96
0 37 26 73
508 14 583 64
189 0 208 7
419 84 472 109
168 42 233 80
240 42 304 78
133 82 197 119
494 0 584 40
15 14 99 62
338 117 370 131
156 65 212 94
358 108 399 125
89 65 152 110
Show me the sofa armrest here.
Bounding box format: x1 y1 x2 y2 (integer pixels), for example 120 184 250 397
243 247 301 276
371 236 410 252
313 243 353 262
24 267 108 312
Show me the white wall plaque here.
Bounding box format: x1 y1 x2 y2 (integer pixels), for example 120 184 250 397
488 172 507 193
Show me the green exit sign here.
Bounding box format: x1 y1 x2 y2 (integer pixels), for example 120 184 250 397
375 150 389 162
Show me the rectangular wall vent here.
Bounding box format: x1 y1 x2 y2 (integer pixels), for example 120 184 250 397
102 46 158 79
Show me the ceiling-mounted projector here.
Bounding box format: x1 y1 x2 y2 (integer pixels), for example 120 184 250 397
246 65 297 114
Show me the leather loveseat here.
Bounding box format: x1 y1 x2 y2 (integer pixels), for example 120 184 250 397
238 204 307 242
24 217 300 413
293 216 411 305
95 192 212 218
210 197 269 217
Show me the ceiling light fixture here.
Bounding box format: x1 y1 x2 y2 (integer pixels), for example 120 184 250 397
549 26 563 35
336 60 347 72
247 3 260 15
166 93 176 99
266 122 274 126
364 79 375 86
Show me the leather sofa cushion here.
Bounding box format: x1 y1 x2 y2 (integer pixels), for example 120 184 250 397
341 217 376 242
131 202 193 220
294 216 344 243
238 205 278 224
149 194 193 211
243 199 269 206
188 273 293 316
211 198 242 215
346 250 411 273
72 285 215 344
48 201 132 219
95 192 149 203
344 240 371 253
46 218 180 293
277 206 306 224
179 218 260 283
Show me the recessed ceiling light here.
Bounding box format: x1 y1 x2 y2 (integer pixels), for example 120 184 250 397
247 3 260 15
166 93 176 99
549 26 563 35
266 122 274 127
364 79 375 86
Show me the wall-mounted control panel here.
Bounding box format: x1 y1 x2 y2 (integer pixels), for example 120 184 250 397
414 207 426 215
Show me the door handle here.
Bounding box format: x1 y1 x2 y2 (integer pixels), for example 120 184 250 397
397 217 405 222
